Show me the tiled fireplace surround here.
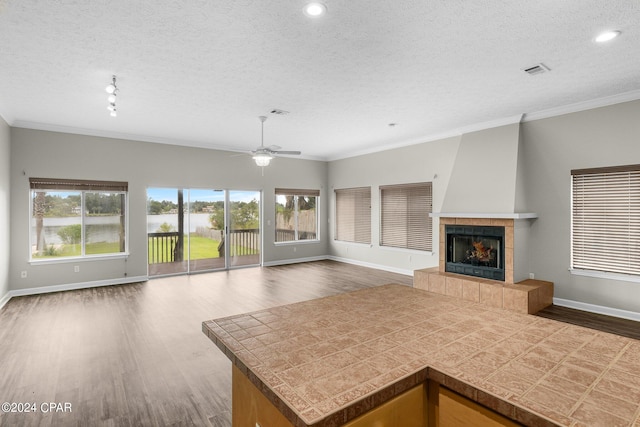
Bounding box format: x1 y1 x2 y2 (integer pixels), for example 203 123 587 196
414 216 554 314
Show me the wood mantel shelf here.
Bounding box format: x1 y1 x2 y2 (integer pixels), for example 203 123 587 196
430 212 538 219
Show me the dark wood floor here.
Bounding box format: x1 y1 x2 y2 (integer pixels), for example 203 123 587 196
1 260 638 426
536 304 640 340
0 260 412 427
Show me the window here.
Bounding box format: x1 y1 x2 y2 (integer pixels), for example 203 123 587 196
380 182 432 251
571 165 640 276
335 187 371 244
30 178 128 260
275 189 319 242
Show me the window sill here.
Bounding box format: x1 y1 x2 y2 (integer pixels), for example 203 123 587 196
380 246 434 256
332 240 373 248
569 268 640 283
30 253 129 265
274 240 320 246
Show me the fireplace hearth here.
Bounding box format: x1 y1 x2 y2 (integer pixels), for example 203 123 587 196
445 225 505 281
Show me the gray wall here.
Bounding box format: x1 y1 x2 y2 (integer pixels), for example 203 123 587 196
6 99 640 316
521 99 640 313
441 123 521 213
328 99 640 315
0 116 9 303
328 136 461 274
9 128 328 291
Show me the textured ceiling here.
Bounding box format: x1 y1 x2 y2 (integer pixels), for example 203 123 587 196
0 1 639 160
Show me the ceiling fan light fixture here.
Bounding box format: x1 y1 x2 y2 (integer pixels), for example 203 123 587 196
253 153 273 167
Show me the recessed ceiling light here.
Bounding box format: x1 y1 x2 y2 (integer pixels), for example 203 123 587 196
595 30 621 43
304 2 327 17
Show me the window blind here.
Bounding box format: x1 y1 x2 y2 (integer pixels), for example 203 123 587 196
380 182 432 251
275 188 320 197
335 187 371 244
571 165 640 275
29 178 128 192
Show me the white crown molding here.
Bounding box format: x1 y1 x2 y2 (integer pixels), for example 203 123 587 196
10 90 640 164
328 114 525 162
11 120 327 161
456 114 525 135
523 89 640 123
326 130 463 162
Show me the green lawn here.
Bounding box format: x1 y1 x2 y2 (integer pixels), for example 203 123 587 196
33 241 121 258
148 235 257 263
34 235 255 262
187 235 221 259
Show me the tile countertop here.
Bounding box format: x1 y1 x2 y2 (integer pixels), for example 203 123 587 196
202 284 640 427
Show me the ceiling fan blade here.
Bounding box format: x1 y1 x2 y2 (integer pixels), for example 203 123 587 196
274 150 301 155
268 145 282 151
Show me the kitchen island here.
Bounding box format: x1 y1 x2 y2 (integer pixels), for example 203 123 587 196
203 284 640 426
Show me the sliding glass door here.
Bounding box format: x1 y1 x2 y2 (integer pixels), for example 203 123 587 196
147 188 188 276
147 188 261 276
188 189 226 273
228 190 261 268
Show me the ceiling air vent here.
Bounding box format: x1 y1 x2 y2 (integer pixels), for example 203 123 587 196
523 63 550 76
270 109 290 115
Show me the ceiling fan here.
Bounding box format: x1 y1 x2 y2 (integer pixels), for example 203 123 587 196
251 116 301 167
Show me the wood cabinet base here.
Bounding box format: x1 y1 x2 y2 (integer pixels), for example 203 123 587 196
232 366 522 427
232 364 294 427
429 381 522 427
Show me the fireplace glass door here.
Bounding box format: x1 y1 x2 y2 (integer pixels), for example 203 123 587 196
445 225 505 281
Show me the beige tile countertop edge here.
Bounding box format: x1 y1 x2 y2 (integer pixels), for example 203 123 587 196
202 284 640 427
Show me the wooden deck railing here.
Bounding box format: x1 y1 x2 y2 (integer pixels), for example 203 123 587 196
149 229 261 264
148 232 180 264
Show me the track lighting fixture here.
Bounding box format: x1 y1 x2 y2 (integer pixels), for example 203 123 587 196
105 75 118 117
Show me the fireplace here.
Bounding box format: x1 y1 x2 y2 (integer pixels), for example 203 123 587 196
445 225 505 281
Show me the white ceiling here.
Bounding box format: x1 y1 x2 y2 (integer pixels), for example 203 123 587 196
0 1 639 161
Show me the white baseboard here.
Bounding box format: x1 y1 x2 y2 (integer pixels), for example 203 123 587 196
263 255 414 277
553 297 640 322
1 275 148 309
0 291 11 310
327 256 414 277
263 256 329 267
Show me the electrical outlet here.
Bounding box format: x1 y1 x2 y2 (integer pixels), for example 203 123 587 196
529 273 534 279
21 270 27 278
74 265 80 273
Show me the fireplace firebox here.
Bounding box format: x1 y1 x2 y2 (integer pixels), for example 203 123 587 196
445 225 505 281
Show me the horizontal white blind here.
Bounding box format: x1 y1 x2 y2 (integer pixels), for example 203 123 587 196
572 166 640 275
335 187 371 244
380 182 432 251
